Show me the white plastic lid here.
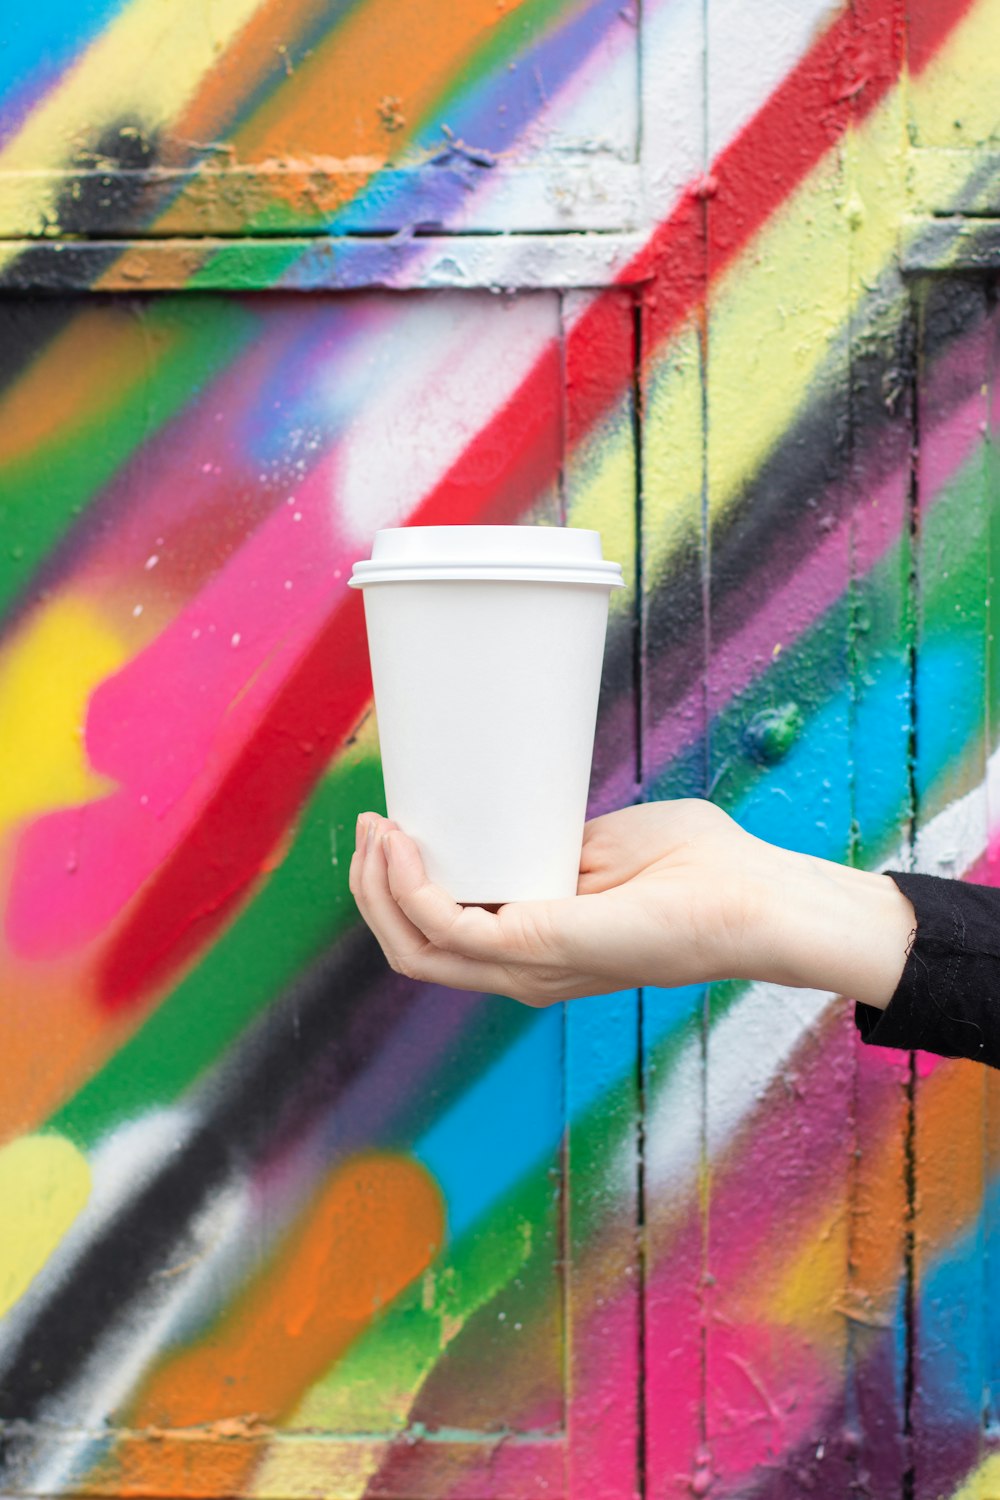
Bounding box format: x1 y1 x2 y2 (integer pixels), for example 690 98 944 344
349 526 624 588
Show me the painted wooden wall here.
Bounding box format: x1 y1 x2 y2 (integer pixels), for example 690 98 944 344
0 3 998 1497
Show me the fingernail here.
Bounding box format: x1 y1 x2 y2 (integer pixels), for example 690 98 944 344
382 831 394 861
367 820 376 848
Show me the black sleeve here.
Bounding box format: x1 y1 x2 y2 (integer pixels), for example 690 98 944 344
854 871 1000 1068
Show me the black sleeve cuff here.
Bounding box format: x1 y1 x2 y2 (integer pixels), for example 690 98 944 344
854 870 1000 1068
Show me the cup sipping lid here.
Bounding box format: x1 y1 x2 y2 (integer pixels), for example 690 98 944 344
349 525 625 588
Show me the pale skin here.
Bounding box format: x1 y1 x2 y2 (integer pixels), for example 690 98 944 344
349 800 917 1010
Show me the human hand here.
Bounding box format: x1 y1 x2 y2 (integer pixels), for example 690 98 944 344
351 798 916 1008
350 800 804 1005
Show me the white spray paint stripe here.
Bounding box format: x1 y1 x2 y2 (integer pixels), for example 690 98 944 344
339 292 559 546
446 13 642 232
0 1109 197 1352
646 743 1000 1196
706 0 844 161
646 984 834 1195
27 1184 250 1499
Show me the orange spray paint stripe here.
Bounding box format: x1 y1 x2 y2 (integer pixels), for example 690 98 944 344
0 962 110 1144
0 310 174 468
165 0 336 154
156 0 538 229
234 0 537 159
97 1154 445 1495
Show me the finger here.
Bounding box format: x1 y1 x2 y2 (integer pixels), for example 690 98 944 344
349 812 375 904
364 828 527 995
382 831 521 964
359 816 430 957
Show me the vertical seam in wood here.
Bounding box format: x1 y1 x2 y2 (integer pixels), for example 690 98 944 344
557 291 568 528
699 168 712 1462
631 291 648 1500
846 111 862 1494
902 279 922 1500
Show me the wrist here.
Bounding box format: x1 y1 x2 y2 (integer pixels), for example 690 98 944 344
738 844 916 1008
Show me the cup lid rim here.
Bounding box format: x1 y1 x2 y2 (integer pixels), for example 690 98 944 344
349 556 624 587
353 526 623 586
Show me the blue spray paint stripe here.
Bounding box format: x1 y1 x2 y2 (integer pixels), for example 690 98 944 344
912 1189 996 1429
412 1005 563 1241
0 2 129 138
407 0 631 157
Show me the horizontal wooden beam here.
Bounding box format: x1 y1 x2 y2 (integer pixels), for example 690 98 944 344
902 216 1000 274
0 233 649 293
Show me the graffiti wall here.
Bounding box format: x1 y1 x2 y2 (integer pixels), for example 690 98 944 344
0 2 998 1497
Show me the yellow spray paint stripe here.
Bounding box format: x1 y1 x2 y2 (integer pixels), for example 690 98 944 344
907 0 1000 151
0 594 125 836
641 0 998 588
947 1454 1000 1500
565 409 639 622
0 1135 91 1318
0 0 265 264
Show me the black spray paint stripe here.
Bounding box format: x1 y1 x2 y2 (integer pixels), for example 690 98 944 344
0 123 161 390
590 266 995 797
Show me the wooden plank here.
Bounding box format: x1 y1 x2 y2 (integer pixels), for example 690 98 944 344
562 290 643 1500
700 117 858 1493
638 302 709 1497
845 63 913 1488
910 274 994 1500
903 219 1000 277
0 234 649 295
0 163 647 240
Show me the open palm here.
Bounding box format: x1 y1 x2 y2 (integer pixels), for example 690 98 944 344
350 799 767 1005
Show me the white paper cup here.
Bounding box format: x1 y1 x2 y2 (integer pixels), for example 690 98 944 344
349 526 624 903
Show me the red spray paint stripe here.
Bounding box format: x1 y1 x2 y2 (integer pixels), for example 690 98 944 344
575 0 973 402
97 1 975 1004
97 348 562 1006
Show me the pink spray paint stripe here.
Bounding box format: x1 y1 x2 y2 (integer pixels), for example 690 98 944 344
76 300 383 600
6 454 359 956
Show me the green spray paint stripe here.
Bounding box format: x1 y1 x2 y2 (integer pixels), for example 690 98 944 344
913 427 995 829
185 238 312 290
653 441 993 841
0 298 259 618
291 1139 561 1432
49 757 385 1147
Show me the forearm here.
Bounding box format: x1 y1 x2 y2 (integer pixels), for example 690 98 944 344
741 845 916 1009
